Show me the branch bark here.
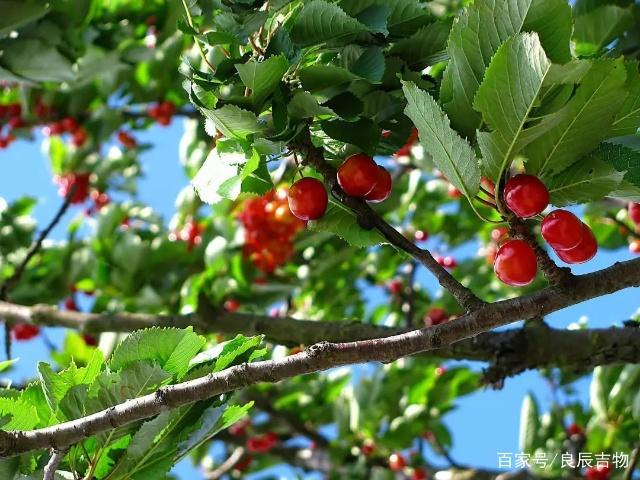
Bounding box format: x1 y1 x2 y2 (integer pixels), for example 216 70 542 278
0 255 639 457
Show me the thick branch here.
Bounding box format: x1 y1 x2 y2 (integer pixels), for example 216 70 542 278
0 256 639 456
290 132 484 311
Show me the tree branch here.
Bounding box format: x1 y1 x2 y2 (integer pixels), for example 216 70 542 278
290 130 484 311
43 449 67 480
0 256 639 456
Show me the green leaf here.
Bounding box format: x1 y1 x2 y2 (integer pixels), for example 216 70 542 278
610 62 640 137
525 59 628 179
402 81 480 198
288 91 336 119
0 358 17 373
548 151 625 206
518 394 540 453
439 0 534 138
110 328 205 379
474 33 551 182
596 140 640 189
354 5 390 36
321 118 381 155
0 396 39 430
388 22 451 68
0 1 48 36
290 0 369 47
573 5 633 55
1 38 75 82
339 0 431 36
203 105 264 140
235 55 289 107
543 60 592 86
522 0 572 63
590 366 610 420
299 65 357 92
213 335 264 372
308 203 385 248
192 149 248 204
350 47 385 82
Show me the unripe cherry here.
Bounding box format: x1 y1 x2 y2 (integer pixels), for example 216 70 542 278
504 174 549 218
555 223 597 264
365 166 392 203
629 202 640 225
287 177 328 221
494 239 538 286
337 154 379 197
541 210 584 251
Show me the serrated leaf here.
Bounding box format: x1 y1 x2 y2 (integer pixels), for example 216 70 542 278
299 65 357 92
610 62 640 137
474 33 551 182
354 5 390 36
403 81 480 198
0 396 39 430
525 59 627 179
597 140 640 189
288 91 336 119
0 1 48 35
548 152 625 206
290 0 369 46
110 328 205 379
235 55 289 108
308 203 385 247
202 105 264 140
321 118 381 154
573 5 633 54
339 0 431 36
543 60 592 86
192 148 249 204
518 394 539 453
522 0 572 63
388 22 451 68
350 47 385 82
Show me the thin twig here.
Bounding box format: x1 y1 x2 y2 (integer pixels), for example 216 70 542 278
203 447 245 480
624 444 640 480
44 449 67 480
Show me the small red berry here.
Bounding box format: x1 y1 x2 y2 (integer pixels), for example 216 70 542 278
481 176 496 195
414 230 428 242
424 307 447 326
566 423 583 437
585 463 610 480
435 366 446 377
287 177 328 221
494 239 538 286
82 334 98 346
224 299 241 312
60 117 79 132
7 103 21 117
365 166 392 203
0 105 8 117
72 128 87 147
117 131 137 148
233 456 253 472
48 122 65 136
388 453 406 471
64 298 78 311
387 278 404 295
55 173 91 204
630 240 640 254
504 174 549 218
11 323 40 341
541 210 584 251
361 439 375 456
411 468 428 480
491 227 509 243
0 137 8 149
229 417 251 436
629 202 640 225
394 127 418 157
447 183 462 199
8 116 26 129
158 101 176 117
437 255 457 269
555 224 597 264
337 154 380 197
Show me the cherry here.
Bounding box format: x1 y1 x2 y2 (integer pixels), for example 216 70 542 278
555 224 597 264
504 174 549 218
585 464 610 480
387 278 404 295
435 365 446 377
491 227 509 243
414 230 428 242
630 240 640 254
48 122 65 136
337 153 380 197
365 166 392 203
447 183 462 199
90 190 110 211
224 299 241 312
55 173 91 204
233 456 253 473
424 307 447 326
8 116 26 129
361 439 375 456
7 103 21 117
117 131 137 149
246 432 278 453
60 117 79 132
82 334 98 347
288 346 304 355
388 453 406 471
394 127 418 157
229 417 251 436
436 255 457 269
64 298 78 311
411 468 428 480
629 202 640 225
494 239 538 286
72 128 88 147
287 177 328 221
11 323 40 341
541 210 584 251
481 176 496 195
566 423 583 437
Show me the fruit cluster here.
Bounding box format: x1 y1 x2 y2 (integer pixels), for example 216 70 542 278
148 101 176 126
245 431 279 453
0 102 24 148
493 175 597 287
169 217 204 251
239 189 305 273
45 116 88 147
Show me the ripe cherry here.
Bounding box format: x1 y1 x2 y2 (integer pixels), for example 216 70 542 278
60 117 79 132
117 131 137 149
229 417 251 436
566 423 583 437
7 103 21 117
361 439 375 456
630 240 640 254
435 365 446 377
629 202 640 225
72 128 88 147
11 323 40 341
504 174 549 218
541 210 584 251
491 227 509 243
337 153 379 197
414 230 428 242
82 334 98 346
411 468 428 480
246 432 278 453
224 299 241 312
555 224 597 264
388 453 406 471
287 177 328 221
424 307 447 326
481 176 496 195
387 278 404 295
585 464 610 480
436 255 457 269
447 183 462 199
55 173 91 204
64 298 78 311
365 166 392 203
494 239 538 286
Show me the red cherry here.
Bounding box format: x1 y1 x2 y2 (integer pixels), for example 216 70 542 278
435 366 446 377
555 224 597 264
424 307 447 326
414 230 428 242
494 239 538 286
64 298 78 311
585 464 610 480
82 334 98 346
287 177 328 221
229 418 251 436
49 122 65 136
8 116 26 129
0 105 7 117
412 468 428 480
388 453 406 471
541 210 584 251
55 173 91 204
504 174 549 218
447 183 462 199
629 202 640 225
60 117 79 132
337 154 379 197
72 128 87 147
365 166 392 203
387 279 404 295
361 439 375 456
481 176 496 195
7 103 21 117
491 227 509 243
394 127 418 157
11 323 40 341
0 137 8 149
630 240 640 254
224 299 241 312
437 255 457 269
566 423 583 437
117 131 137 148
159 101 176 117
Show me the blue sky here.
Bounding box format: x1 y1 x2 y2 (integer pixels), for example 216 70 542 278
1 121 638 478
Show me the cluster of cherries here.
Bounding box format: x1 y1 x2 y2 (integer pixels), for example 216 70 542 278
52 172 110 217
287 153 392 221
627 202 640 254
0 102 24 148
169 217 204 252
493 174 597 287
566 424 611 480
239 189 305 273
44 116 88 147
147 101 176 126
360 441 428 479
